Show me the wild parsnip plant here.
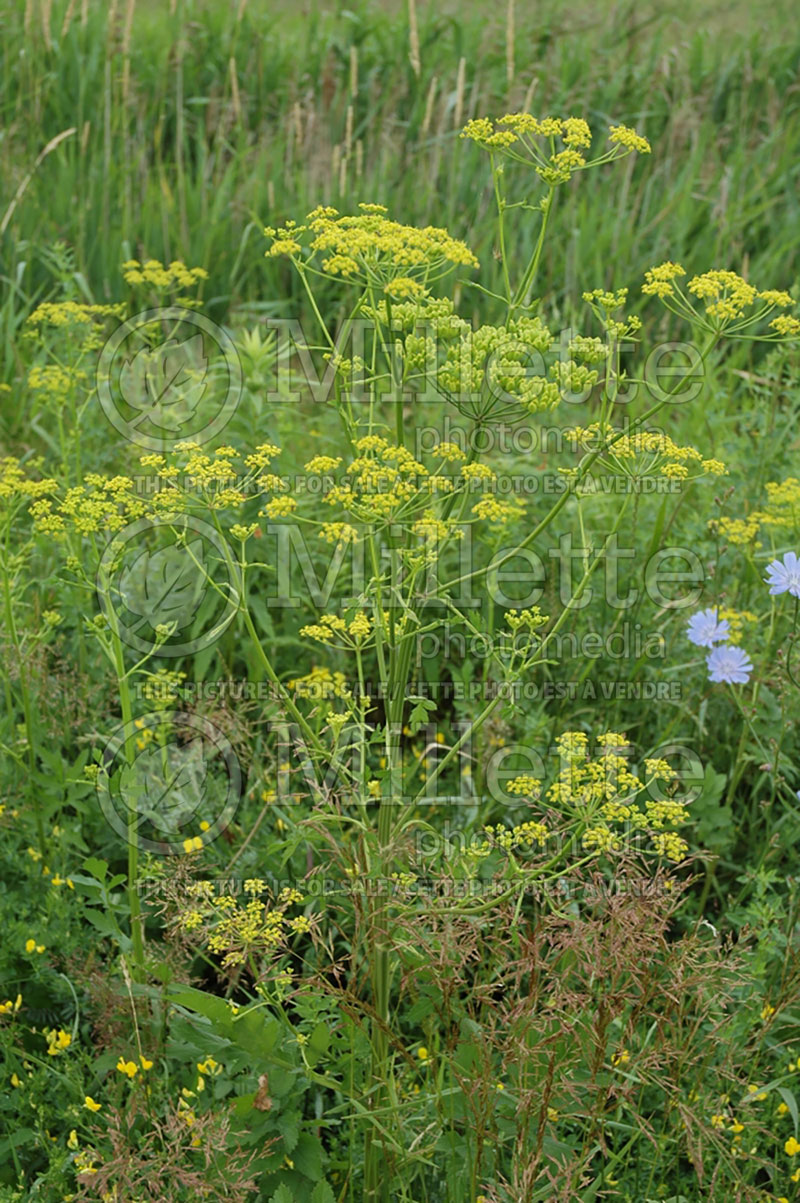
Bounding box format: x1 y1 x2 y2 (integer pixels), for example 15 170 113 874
3 6 800 1202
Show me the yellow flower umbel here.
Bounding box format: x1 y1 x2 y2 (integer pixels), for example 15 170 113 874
712 475 800 547
643 263 798 337
543 732 688 863
25 300 125 348
434 314 568 416
300 611 375 650
564 424 727 486
178 880 308 973
121 258 208 306
266 203 478 291
460 114 650 185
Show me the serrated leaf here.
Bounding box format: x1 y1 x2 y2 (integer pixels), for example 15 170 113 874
119 334 208 432
310 1184 335 1203
118 539 207 632
229 1009 281 1059
267 1186 295 1203
277 1110 300 1153
119 739 207 833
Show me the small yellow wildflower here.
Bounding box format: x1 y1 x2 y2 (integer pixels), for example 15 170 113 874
45 1029 71 1055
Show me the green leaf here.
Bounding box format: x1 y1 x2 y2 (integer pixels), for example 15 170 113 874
267 1185 295 1203
83 856 108 882
229 1008 281 1059
304 1021 330 1068
150 960 173 984
277 1110 300 1153
232 1092 256 1118
310 1183 335 1203
84 909 121 939
168 985 235 1026
0 1127 37 1162
292 1132 324 1182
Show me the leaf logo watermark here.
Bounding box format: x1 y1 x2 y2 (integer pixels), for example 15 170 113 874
97 515 241 657
119 738 208 835
97 711 241 855
118 538 208 634
97 307 242 450
118 334 209 433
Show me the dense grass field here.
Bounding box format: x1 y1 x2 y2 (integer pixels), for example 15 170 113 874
2 2 800 1201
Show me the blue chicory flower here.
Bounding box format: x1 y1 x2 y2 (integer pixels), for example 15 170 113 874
764 551 800 598
707 644 753 685
686 607 730 648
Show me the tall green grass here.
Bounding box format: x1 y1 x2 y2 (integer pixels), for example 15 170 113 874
1 0 799 348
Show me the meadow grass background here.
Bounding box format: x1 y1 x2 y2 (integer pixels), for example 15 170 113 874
2 0 800 349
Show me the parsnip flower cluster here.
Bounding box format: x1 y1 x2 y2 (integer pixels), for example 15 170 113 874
460 114 650 186
29 473 170 536
180 880 309 971
266 203 478 289
29 442 296 541
121 257 209 291
403 313 609 418
643 263 799 337
475 735 687 865
508 732 689 863
24 299 125 355
0 457 58 508
715 476 800 546
300 611 375 648
25 300 125 330
288 665 352 702
564 424 727 483
316 431 528 534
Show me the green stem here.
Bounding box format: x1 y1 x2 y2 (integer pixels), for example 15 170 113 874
104 594 145 978
1 525 45 858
